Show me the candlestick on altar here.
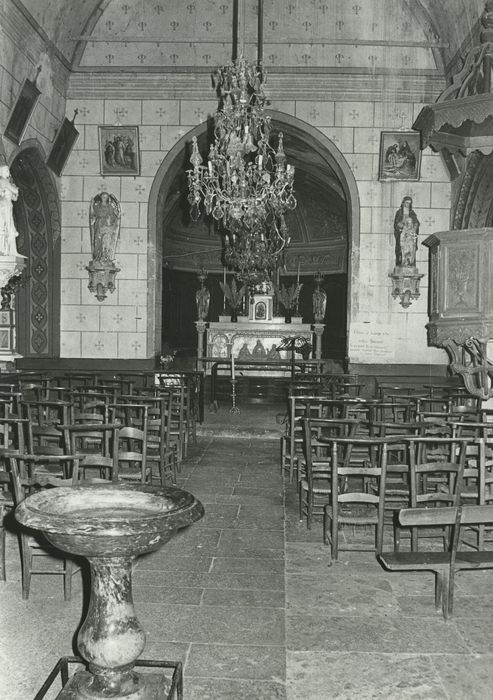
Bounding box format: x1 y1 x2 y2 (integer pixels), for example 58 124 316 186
296 259 300 287
231 352 235 380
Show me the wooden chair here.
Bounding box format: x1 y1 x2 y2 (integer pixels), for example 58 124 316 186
7 453 81 599
379 504 493 619
393 437 468 551
323 436 390 563
117 425 149 484
59 423 120 481
298 417 359 528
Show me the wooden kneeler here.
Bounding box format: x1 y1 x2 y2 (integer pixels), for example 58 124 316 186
378 505 493 619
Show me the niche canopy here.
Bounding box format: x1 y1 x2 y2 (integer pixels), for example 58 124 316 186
413 1 493 165
186 0 296 283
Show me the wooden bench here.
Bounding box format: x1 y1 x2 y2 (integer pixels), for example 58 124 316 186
378 505 493 619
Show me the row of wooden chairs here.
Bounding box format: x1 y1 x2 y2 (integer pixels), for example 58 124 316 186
0 370 202 600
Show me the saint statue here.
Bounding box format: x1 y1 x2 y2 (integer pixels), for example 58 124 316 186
195 269 210 320
312 272 327 323
0 165 20 256
89 192 121 264
393 196 419 268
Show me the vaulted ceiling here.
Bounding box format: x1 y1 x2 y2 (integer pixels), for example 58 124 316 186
15 0 485 74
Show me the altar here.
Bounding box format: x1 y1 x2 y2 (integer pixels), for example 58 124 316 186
195 314 324 376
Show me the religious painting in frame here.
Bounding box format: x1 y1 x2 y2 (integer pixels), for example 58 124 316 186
4 78 41 145
46 115 80 177
378 131 422 181
98 126 140 176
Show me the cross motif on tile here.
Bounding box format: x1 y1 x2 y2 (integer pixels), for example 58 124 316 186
134 236 144 246
94 340 104 351
78 106 90 118
78 209 86 219
131 340 142 352
76 312 86 324
78 158 88 168
368 133 379 145
76 260 87 272
113 314 123 324
156 107 168 118
309 107 320 120
348 109 360 120
425 217 436 227
268 54 277 64
135 184 146 196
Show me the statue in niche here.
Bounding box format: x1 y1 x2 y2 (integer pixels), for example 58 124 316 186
89 192 121 264
0 165 20 256
267 343 281 360
394 196 419 268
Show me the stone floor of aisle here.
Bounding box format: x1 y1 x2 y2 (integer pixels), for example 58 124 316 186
3 411 493 698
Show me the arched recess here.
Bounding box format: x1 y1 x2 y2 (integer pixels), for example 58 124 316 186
148 111 360 359
9 141 61 357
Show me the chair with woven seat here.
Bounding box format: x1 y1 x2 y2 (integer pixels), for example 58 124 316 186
323 436 390 563
299 417 359 529
7 453 81 599
59 423 120 481
117 425 149 484
393 436 469 552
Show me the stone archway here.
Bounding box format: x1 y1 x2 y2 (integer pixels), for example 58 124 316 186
9 142 61 357
148 112 360 359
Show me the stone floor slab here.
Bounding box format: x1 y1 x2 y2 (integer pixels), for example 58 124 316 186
286 651 447 699
186 643 285 681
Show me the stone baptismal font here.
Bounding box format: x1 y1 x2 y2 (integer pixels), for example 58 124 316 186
16 482 204 699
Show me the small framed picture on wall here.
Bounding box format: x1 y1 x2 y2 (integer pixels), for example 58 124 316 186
4 78 41 145
378 131 422 181
98 126 140 176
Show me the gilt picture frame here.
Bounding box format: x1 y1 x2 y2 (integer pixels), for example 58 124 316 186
4 78 41 145
98 126 140 176
378 131 422 181
47 117 80 177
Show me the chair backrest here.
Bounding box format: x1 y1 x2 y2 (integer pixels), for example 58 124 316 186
406 437 468 509
8 453 81 505
117 425 148 483
0 417 30 452
60 423 120 470
329 436 390 553
302 417 360 485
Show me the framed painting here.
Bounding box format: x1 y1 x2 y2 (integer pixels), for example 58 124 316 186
378 131 422 181
4 78 41 145
98 126 140 176
46 115 80 177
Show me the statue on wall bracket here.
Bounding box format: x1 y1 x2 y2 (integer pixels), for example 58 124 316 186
87 191 121 302
389 196 423 309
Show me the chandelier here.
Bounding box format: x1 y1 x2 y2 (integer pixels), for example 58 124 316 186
187 55 296 281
